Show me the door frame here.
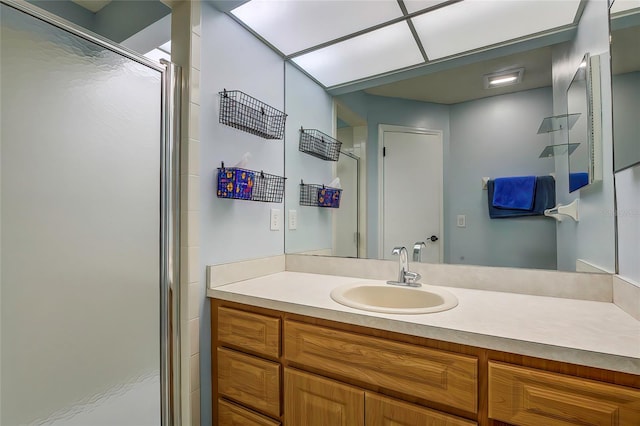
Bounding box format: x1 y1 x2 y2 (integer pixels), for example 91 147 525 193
377 124 444 262
331 150 361 258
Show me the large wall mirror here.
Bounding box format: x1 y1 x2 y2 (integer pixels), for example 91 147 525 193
282 0 616 274
610 1 640 172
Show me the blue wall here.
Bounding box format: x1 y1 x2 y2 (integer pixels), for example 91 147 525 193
449 88 556 268
284 63 334 254
339 87 558 269
199 3 286 425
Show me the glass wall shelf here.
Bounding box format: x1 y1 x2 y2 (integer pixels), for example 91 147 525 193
539 143 580 158
537 113 581 134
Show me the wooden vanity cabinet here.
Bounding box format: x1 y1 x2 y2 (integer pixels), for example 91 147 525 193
365 393 477 426
218 399 280 426
213 305 283 425
211 299 640 426
488 361 640 426
284 368 476 426
284 320 478 414
217 348 281 418
284 368 364 426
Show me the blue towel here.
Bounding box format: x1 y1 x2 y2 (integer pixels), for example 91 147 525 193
569 172 589 192
488 176 556 219
492 176 537 210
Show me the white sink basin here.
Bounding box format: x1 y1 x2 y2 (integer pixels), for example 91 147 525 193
330 281 458 314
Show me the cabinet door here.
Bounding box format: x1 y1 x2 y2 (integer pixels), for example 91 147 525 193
284 368 364 426
365 393 477 426
489 361 640 426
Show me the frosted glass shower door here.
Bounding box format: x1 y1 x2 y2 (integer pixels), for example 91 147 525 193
1 4 164 425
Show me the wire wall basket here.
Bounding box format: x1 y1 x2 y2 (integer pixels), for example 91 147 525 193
299 181 342 208
299 127 342 161
217 164 285 203
219 89 287 140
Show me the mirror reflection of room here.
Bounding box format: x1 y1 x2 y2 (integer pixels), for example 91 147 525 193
278 0 622 274
213 0 632 274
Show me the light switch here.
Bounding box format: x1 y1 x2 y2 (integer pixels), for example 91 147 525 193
288 209 297 230
457 215 466 228
270 209 280 231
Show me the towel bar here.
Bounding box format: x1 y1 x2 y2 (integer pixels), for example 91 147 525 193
482 174 555 190
544 199 579 222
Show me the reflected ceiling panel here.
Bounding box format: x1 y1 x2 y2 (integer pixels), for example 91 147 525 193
231 0 403 55
404 0 459 14
292 21 423 87
610 0 640 14
412 0 581 60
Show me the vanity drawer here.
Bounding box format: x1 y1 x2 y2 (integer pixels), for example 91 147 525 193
218 306 281 359
218 399 280 426
283 320 478 413
488 361 640 426
218 348 281 418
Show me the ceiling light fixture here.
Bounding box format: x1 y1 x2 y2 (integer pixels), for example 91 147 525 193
490 76 518 85
484 68 524 89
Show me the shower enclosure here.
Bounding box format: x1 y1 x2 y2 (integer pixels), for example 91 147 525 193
0 1 180 424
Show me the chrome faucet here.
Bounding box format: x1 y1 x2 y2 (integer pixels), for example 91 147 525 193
387 246 422 287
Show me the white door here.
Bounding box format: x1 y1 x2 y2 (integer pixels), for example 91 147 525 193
381 127 443 263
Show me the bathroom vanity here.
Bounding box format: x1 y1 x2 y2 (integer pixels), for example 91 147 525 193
209 272 640 426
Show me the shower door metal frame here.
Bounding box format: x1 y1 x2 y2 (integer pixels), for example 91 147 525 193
0 1 182 424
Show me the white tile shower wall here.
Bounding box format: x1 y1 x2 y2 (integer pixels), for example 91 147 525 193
172 1 202 425
200 3 286 425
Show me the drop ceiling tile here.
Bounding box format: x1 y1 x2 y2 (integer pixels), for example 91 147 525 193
412 0 581 60
231 0 404 55
292 21 424 87
610 0 640 14
404 0 457 14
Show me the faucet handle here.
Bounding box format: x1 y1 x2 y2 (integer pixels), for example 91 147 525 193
391 246 406 256
404 271 421 284
413 242 427 262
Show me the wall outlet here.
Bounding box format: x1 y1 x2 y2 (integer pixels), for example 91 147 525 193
270 209 280 231
457 214 466 228
288 209 297 230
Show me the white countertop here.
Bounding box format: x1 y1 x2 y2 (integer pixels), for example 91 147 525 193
208 271 640 374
